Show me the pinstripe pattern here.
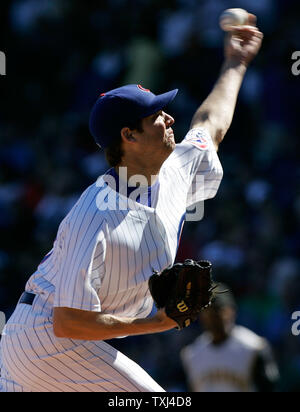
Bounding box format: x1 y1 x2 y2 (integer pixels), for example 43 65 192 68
0 128 223 392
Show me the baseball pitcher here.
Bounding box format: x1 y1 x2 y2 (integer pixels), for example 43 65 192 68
0 17 263 392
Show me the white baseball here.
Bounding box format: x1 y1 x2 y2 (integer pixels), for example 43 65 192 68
219 8 249 31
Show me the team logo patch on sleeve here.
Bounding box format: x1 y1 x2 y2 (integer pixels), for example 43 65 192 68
185 129 209 150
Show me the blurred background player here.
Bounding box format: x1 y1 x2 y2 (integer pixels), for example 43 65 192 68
180 286 280 392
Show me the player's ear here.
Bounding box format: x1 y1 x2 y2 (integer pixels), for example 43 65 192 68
121 127 136 144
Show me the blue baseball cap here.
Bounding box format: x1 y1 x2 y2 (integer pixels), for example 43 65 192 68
89 84 178 149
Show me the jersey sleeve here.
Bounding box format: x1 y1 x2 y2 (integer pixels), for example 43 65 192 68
182 128 223 208
53 204 106 312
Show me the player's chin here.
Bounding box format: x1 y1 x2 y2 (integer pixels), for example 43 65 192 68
164 135 176 151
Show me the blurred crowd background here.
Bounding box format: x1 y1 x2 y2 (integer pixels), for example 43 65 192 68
0 0 300 392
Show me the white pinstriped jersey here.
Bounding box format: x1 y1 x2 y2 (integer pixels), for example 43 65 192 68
0 127 223 392
25 128 223 319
